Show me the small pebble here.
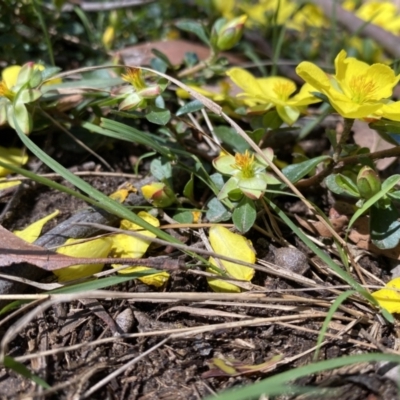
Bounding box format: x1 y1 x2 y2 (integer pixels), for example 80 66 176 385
274 247 309 275
115 308 134 333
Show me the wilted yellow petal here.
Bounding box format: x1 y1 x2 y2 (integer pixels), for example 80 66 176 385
0 146 28 177
0 180 21 190
207 225 255 292
110 211 169 286
372 277 400 314
54 237 113 282
14 210 59 243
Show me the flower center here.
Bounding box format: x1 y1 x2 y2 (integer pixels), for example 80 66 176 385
348 75 377 103
273 81 293 100
0 80 15 101
232 150 255 178
121 67 147 91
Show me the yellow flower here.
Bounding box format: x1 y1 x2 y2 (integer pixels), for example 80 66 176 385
240 0 296 27
121 67 147 90
296 50 400 119
287 4 328 31
355 1 400 35
213 0 236 19
227 67 320 125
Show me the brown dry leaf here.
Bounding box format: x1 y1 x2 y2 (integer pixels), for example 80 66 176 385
115 39 244 66
294 211 348 238
349 217 400 259
202 355 281 378
0 225 181 271
352 119 396 171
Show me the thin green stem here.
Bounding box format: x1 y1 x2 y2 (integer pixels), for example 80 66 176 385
32 0 55 66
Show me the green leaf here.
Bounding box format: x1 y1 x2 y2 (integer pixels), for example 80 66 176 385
282 155 330 183
347 174 400 233
370 119 400 145
389 190 400 201
176 99 204 116
150 157 173 181
10 102 31 134
214 126 250 153
206 197 231 222
151 48 174 68
3 356 51 389
173 210 194 223
313 290 356 361
334 174 360 197
262 110 283 129
232 196 256 233
145 106 171 125
82 119 174 159
205 353 400 400
183 174 195 202
175 20 210 45
370 204 400 249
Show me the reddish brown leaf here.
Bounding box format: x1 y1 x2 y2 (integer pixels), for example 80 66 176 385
115 39 245 67
0 225 182 271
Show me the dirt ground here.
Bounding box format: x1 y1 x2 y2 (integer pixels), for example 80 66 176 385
0 132 400 400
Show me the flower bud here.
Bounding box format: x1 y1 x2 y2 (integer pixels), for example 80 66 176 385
212 15 247 51
357 166 381 200
16 62 42 88
119 92 145 110
141 182 176 208
137 85 162 99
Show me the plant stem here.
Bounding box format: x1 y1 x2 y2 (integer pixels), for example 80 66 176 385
333 118 354 162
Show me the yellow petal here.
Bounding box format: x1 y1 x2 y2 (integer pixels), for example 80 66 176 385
0 146 28 177
2 65 21 89
110 211 169 285
54 237 113 282
14 210 59 243
296 61 331 94
0 180 21 190
372 277 400 314
378 101 400 121
116 266 169 288
207 225 255 292
227 67 265 98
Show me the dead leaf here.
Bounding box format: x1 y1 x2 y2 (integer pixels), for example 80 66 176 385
115 39 245 67
349 217 400 259
202 355 281 378
0 225 182 271
353 120 396 171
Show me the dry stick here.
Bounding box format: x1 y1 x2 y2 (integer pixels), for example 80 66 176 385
81 337 169 399
313 0 400 58
136 65 366 287
45 0 155 12
11 311 340 363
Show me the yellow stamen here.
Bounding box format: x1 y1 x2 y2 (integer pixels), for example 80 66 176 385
349 75 377 103
233 150 255 178
0 80 14 101
121 67 147 90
